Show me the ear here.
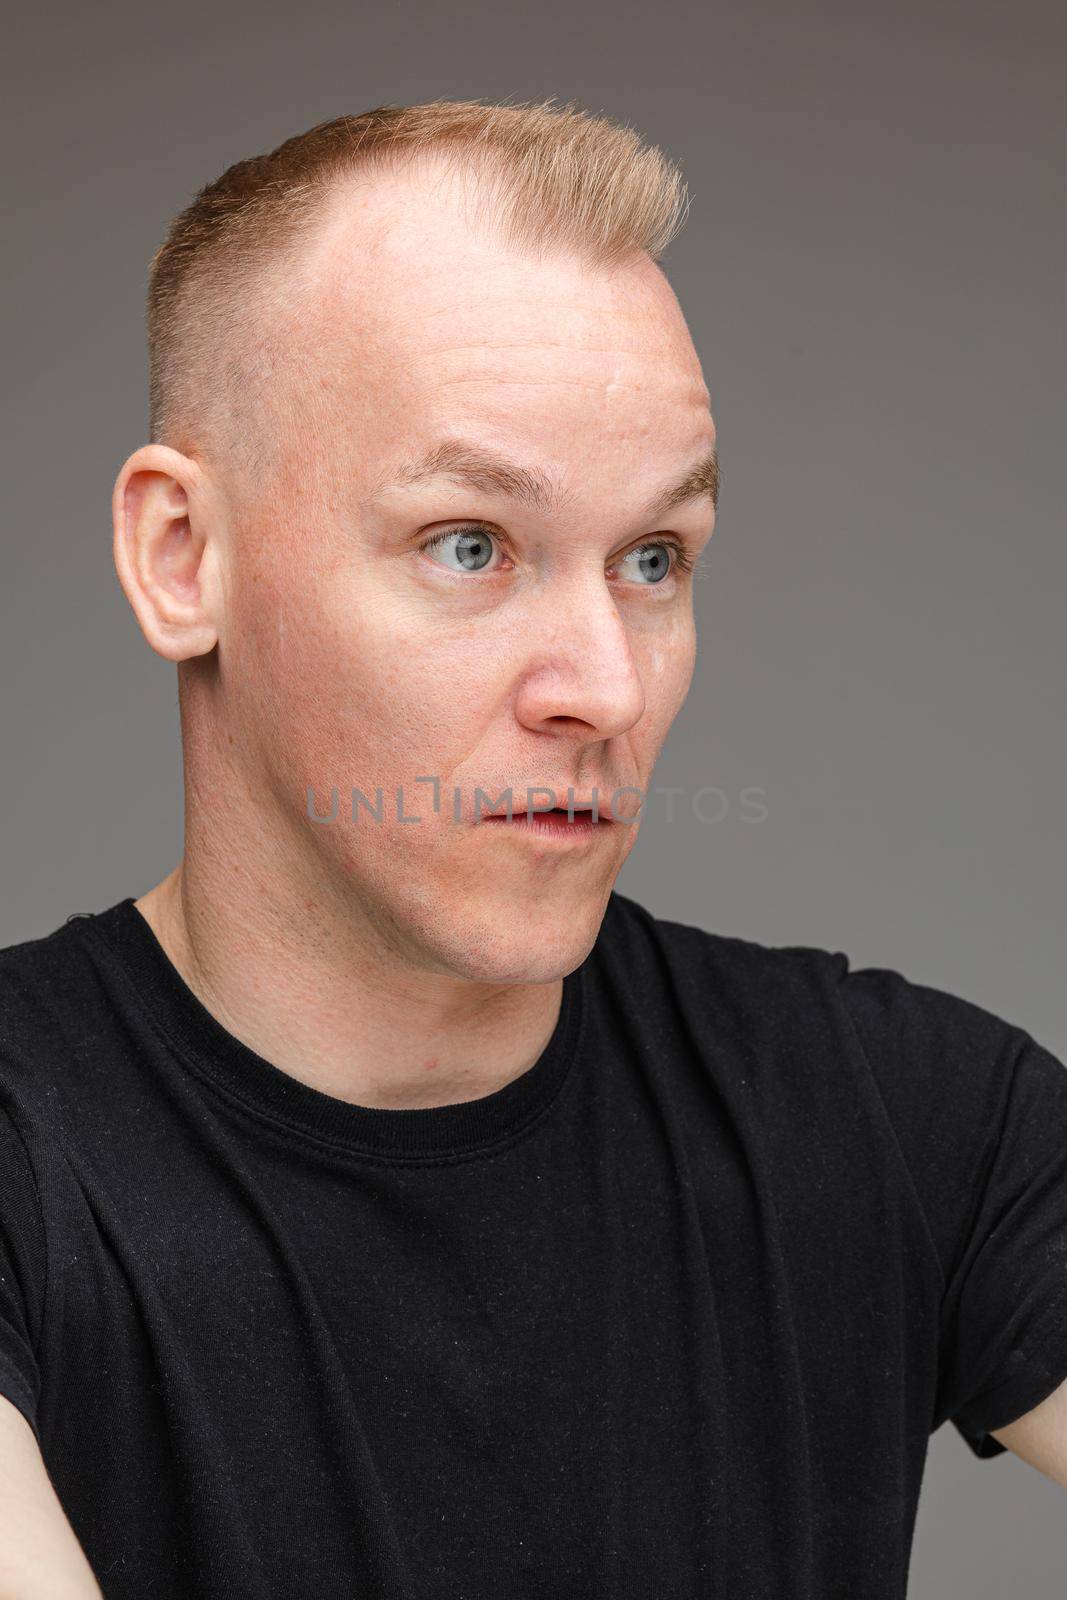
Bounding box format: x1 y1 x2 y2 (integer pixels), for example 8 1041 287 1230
112 444 221 662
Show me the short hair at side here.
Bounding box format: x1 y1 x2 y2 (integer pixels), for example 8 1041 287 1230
145 97 692 475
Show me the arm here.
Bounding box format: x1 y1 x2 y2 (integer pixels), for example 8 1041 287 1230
990 1371 1067 1488
0 1394 104 1600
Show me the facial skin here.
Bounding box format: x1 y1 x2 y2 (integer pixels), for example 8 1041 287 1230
114 156 716 1108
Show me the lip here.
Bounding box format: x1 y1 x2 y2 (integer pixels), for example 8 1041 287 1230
479 790 613 819
479 807 614 842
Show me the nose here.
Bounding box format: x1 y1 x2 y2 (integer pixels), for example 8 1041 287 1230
511 577 647 742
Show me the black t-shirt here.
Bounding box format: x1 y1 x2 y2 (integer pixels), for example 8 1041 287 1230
1 891 1066 1598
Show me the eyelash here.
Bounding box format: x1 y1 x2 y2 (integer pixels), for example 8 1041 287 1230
419 525 696 580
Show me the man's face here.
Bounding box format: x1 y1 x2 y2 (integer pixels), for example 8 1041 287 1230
217 160 716 983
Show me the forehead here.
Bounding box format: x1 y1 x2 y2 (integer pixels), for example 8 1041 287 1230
301 160 707 384
284 161 713 494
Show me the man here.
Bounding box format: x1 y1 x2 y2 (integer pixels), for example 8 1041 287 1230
1 97 1064 1599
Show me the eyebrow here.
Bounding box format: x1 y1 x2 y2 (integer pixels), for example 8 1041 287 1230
368 436 719 521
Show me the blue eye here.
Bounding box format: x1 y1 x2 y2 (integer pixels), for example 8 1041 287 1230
418 528 692 583
617 542 677 584
422 526 500 573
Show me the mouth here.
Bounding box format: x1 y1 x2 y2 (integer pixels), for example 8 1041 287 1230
478 805 616 841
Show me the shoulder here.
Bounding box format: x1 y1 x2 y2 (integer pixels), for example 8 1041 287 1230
600 888 853 1020
604 891 1067 1269
0 908 119 1103
598 891 1066 1166
602 890 1048 1064
0 910 97 1017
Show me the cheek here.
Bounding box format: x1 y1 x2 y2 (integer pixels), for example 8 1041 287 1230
642 617 696 724
226 566 346 768
231 565 505 790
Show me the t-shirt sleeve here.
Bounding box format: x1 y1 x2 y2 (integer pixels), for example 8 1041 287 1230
836 960 1067 1461
0 1105 46 1447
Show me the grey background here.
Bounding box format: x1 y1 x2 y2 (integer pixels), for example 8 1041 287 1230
3 0 1065 1590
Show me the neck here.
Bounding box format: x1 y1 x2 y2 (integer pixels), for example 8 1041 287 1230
135 847 565 1113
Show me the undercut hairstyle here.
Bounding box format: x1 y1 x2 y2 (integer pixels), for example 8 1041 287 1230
145 97 691 478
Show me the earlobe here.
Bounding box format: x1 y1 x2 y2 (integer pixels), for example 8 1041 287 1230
112 444 220 662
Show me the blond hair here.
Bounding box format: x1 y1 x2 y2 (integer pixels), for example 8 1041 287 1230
146 97 691 467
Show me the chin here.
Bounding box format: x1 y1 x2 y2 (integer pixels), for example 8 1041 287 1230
453 931 597 987
395 873 614 986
